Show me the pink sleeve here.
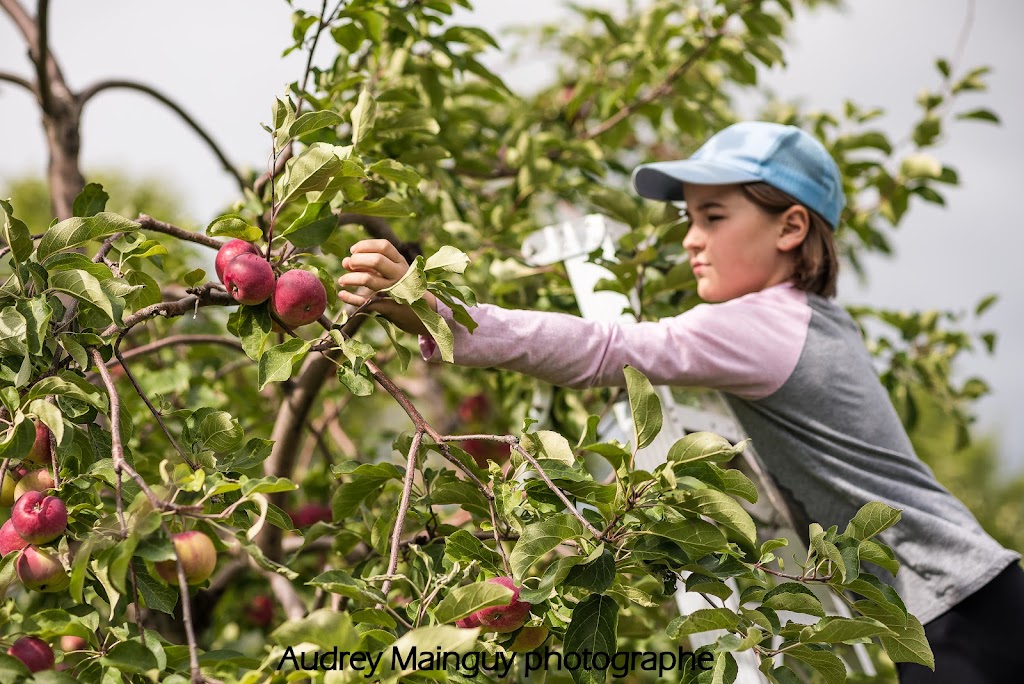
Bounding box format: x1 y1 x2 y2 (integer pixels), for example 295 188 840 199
419 286 811 400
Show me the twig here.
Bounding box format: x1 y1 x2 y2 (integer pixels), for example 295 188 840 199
380 429 423 600
137 215 225 250
78 81 246 192
112 332 199 470
510 441 603 539
0 69 34 93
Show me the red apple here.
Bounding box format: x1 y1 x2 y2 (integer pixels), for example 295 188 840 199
290 503 333 528
223 253 275 305
245 595 275 627
155 531 217 585
463 439 509 469
13 468 54 501
215 239 261 283
466 577 531 633
509 625 549 652
457 394 491 424
16 546 70 592
0 519 28 556
7 635 54 672
59 635 87 653
27 422 51 465
455 612 481 628
12 491 67 544
271 269 327 328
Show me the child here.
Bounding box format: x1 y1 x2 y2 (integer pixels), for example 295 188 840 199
337 121 1024 682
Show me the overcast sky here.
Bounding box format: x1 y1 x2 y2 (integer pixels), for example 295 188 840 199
1 1 1021 470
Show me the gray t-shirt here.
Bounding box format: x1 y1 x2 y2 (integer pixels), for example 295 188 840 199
422 282 1020 623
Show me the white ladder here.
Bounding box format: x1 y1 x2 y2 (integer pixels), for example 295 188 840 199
522 213 876 682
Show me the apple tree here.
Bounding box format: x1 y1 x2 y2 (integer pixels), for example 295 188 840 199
0 0 1002 682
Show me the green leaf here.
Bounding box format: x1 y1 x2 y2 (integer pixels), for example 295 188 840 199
509 514 585 579
27 399 64 445
377 626 478 680
351 89 377 145
433 582 514 624
308 570 386 604
37 212 140 263
645 518 728 559
955 108 1000 124
843 502 902 541
799 616 895 644
563 548 616 593
73 183 110 217
856 600 932 667
624 366 662 450
182 408 244 454
48 268 121 325
281 143 343 205
667 607 739 639
289 110 345 137
271 609 358 650
677 489 757 548
411 299 454 362
590 186 640 226
785 645 846 684
207 214 262 241
279 202 337 248
667 432 744 464
0 199 32 264
100 640 159 675
220 438 274 471
0 307 28 356
521 430 575 465
337 362 374 396
563 595 618 684
343 197 413 218
235 305 272 361
761 583 826 618
424 245 470 274
258 338 310 390
444 530 505 575
368 159 421 186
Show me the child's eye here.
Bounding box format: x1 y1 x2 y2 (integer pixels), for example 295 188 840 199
707 215 724 223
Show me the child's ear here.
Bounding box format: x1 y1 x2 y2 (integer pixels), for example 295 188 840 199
777 205 810 252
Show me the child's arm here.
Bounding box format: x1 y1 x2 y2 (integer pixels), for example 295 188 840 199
336 239 437 336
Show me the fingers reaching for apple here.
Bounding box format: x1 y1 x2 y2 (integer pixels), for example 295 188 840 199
337 239 411 302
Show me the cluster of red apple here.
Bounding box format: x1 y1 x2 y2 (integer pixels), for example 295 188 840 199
216 239 328 328
454 577 549 652
0 423 220 673
0 424 69 594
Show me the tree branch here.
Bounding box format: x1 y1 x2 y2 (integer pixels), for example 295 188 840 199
581 29 725 141
0 69 34 94
380 430 423 600
113 334 244 366
101 284 236 338
79 80 247 192
35 0 49 110
137 214 224 250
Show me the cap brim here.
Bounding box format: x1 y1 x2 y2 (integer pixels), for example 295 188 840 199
631 160 761 201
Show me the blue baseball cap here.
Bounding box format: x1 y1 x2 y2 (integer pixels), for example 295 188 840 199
631 121 846 229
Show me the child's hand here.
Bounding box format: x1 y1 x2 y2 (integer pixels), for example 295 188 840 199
336 239 435 334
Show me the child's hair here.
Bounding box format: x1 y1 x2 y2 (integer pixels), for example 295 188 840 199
739 182 839 299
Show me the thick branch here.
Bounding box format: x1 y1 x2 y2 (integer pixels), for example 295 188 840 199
101 284 236 337
0 0 66 109
36 0 49 110
79 80 247 192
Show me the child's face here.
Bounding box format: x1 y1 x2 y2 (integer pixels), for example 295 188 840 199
681 184 796 302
